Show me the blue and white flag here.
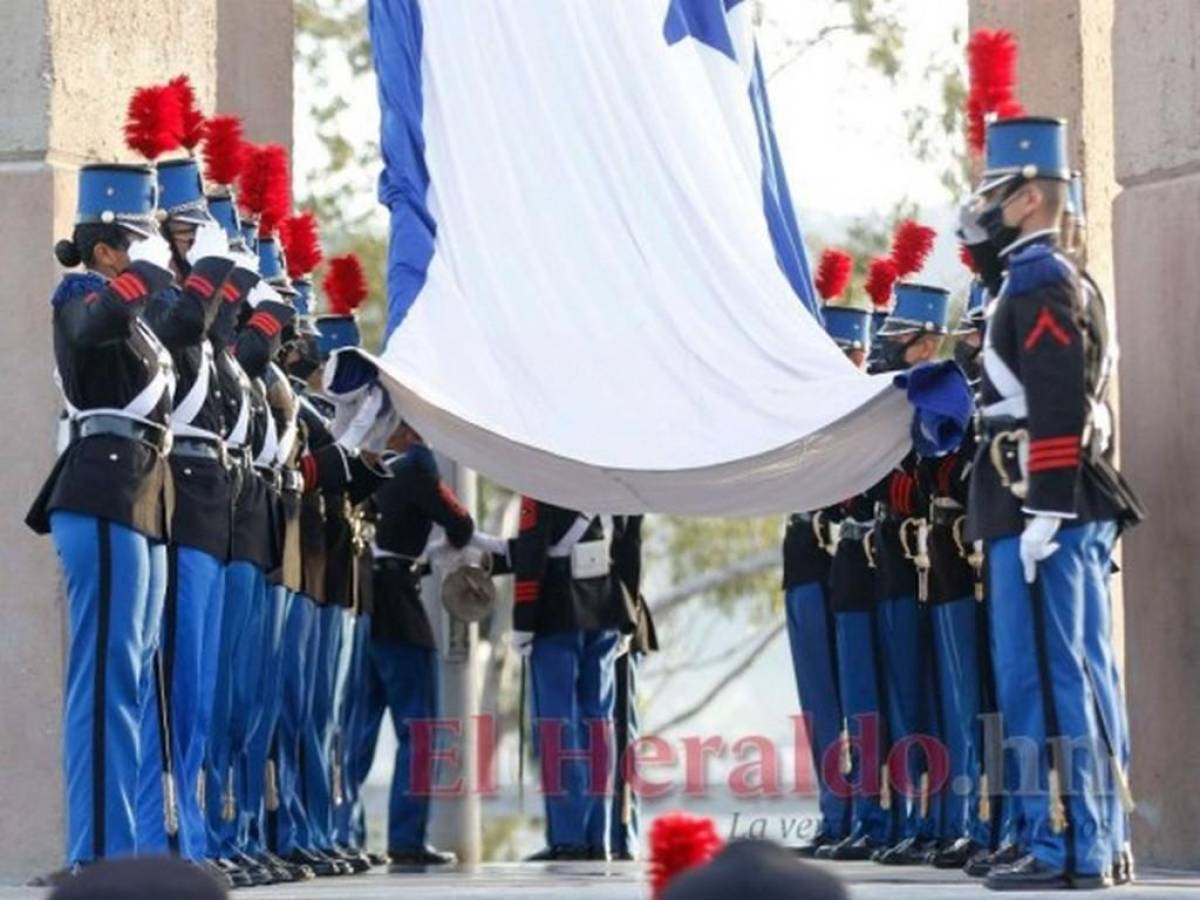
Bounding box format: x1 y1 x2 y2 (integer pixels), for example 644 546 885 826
364 0 910 515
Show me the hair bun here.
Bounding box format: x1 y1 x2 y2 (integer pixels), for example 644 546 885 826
54 238 82 268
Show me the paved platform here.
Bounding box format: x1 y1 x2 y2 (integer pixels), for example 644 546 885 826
4 862 1198 899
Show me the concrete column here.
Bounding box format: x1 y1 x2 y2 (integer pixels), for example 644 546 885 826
1112 0 1200 870
0 0 291 880
216 0 295 145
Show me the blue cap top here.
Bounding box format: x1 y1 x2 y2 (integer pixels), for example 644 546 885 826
822 306 872 350
240 220 259 255
979 117 1070 194
157 158 211 226
257 236 296 296
76 163 159 237
206 193 244 247
293 278 312 317
878 282 951 336
315 314 361 359
1067 170 1085 224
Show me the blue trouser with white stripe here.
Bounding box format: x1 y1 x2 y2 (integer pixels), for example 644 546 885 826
205 560 267 857
301 604 346 851
931 595 988 845
333 612 374 847
876 593 931 841
834 608 894 845
785 581 851 841
52 512 167 866
239 584 292 855
531 630 619 851
610 651 642 857
136 545 224 859
988 522 1115 876
271 594 317 855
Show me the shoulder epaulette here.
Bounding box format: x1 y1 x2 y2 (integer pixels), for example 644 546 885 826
51 272 106 307
1007 243 1074 297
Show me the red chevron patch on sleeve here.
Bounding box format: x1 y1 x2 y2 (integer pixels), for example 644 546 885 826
1024 306 1071 350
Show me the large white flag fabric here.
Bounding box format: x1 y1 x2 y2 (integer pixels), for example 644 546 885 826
363 0 911 515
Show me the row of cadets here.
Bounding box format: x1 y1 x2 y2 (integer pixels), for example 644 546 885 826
783 247 859 857
959 96 1144 890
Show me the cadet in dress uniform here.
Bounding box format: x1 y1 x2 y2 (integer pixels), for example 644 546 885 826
491 501 632 860
349 423 473 865
28 164 178 868
608 515 657 861
869 283 952 867
786 299 868 858
963 117 1142 891
132 158 239 862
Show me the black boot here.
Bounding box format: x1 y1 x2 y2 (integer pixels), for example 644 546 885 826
330 844 373 874
793 832 841 858
388 845 459 866
929 837 982 869
825 833 880 861
965 841 1022 878
874 836 929 866
525 845 590 862
985 853 1072 891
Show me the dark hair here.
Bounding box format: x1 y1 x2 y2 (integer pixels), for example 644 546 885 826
54 222 133 269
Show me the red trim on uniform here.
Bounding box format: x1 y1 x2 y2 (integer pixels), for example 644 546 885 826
1028 456 1079 473
519 497 538 531
300 454 317 489
514 581 539 604
1024 306 1072 350
438 482 469 518
184 273 215 296
1028 436 1081 472
937 456 956 496
110 272 145 302
222 282 240 302
247 310 282 337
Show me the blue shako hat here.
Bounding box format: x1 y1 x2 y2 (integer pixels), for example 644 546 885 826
822 306 871 351
315 315 361 360
206 193 244 247
978 116 1070 194
257 235 296 296
240 220 259 255
1067 170 1085 224
878 282 951 336
156 158 212 226
76 163 159 238
954 279 988 334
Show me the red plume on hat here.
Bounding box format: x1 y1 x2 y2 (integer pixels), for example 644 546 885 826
815 248 853 302
966 29 1025 157
124 85 184 161
168 75 206 152
959 243 978 272
322 253 369 316
890 219 937 279
865 256 899 310
279 212 324 279
237 143 291 233
648 813 723 899
201 115 245 187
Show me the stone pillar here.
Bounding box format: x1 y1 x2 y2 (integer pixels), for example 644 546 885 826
0 0 291 880
1112 1 1200 870
216 0 295 145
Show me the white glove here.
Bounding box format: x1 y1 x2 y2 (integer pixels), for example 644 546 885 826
231 249 259 275
246 279 282 308
336 384 385 451
509 629 535 658
617 633 633 657
1019 515 1062 584
186 220 232 266
360 402 400 454
958 197 988 246
127 233 173 272
470 532 510 559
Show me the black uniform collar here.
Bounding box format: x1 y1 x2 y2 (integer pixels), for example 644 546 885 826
1000 227 1059 261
